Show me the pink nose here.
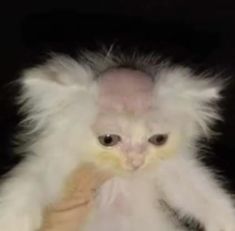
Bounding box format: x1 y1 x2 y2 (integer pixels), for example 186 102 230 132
121 143 147 170
127 155 145 170
130 158 144 169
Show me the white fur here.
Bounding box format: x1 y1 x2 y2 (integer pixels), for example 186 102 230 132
84 176 186 231
0 52 234 231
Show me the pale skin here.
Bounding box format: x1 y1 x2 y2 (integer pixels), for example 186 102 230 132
40 164 112 231
95 69 156 170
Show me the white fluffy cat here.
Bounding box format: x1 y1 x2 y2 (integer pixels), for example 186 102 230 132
0 51 234 231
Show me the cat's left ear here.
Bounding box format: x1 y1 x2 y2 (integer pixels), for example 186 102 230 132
154 67 225 138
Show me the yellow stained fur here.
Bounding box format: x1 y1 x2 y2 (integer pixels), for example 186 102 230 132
87 133 182 174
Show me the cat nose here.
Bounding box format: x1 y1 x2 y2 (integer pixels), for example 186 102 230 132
122 143 147 169
127 155 145 170
131 158 144 170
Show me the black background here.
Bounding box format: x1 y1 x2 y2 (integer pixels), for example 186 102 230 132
0 0 235 191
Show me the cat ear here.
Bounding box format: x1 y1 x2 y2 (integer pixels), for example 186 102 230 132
154 67 224 138
22 54 93 89
18 55 97 128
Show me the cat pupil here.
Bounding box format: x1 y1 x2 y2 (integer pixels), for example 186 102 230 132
156 135 166 143
148 134 168 146
98 134 121 146
104 135 113 144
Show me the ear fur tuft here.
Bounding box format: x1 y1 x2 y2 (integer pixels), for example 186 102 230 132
153 66 224 139
17 54 97 135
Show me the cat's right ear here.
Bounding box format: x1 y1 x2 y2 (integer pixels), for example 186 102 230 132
22 54 94 89
18 55 95 114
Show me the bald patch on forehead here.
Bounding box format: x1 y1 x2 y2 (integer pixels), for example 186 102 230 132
97 68 154 113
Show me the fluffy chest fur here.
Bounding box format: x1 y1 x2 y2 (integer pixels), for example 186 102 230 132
84 175 186 231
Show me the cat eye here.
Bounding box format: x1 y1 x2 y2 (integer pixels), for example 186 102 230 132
98 134 121 147
148 134 168 146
